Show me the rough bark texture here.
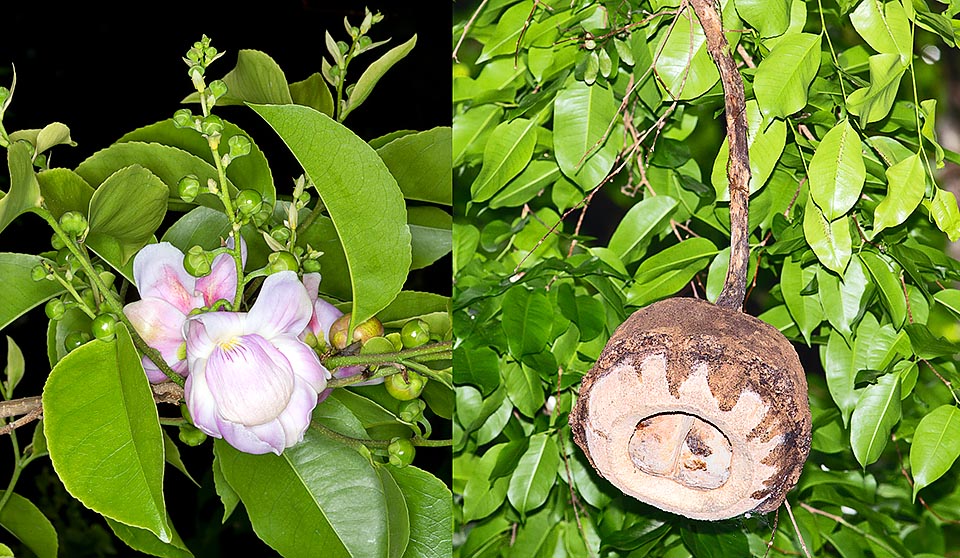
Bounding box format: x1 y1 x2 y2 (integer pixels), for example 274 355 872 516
569 298 811 520
689 0 751 312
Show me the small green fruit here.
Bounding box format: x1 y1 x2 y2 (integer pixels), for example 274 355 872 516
91 314 118 341
385 371 426 401
330 313 384 350
388 437 415 467
400 319 431 349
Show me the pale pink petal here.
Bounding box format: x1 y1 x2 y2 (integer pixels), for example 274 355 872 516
313 299 343 345
196 252 238 307
184 312 246 372
302 272 321 300
124 298 188 370
185 367 221 438
133 243 202 314
204 334 295 425
216 416 281 455
271 335 329 393
246 271 312 339
275 379 316 444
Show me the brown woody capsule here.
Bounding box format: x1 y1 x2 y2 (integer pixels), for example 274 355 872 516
569 297 811 520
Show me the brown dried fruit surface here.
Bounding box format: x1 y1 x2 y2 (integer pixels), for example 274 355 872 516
569 297 811 520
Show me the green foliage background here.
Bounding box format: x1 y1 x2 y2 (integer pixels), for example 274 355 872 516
453 0 960 556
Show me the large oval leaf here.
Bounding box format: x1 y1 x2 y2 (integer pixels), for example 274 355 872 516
250 103 412 330
607 196 679 264
911 405 960 500
554 80 617 189
873 153 925 234
43 325 169 541
850 0 913 61
850 372 901 467
0 253 66 330
803 197 851 275
860 251 907 328
507 433 561 514
501 287 554 358
0 491 57 558
809 119 866 220
388 466 453 558
0 142 42 236
471 118 538 202
754 33 821 120
215 430 407 558
376 127 452 205
36 168 94 220
87 165 168 266
711 100 787 199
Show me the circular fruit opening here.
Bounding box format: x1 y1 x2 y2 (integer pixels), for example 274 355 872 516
628 412 733 490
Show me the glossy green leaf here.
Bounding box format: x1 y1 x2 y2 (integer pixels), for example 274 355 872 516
251 103 411 330
216 425 406 558
860 252 907 328
803 197 851 275
607 196 678 264
389 465 453 558
735 0 790 37
823 329 858 426
191 49 292 105
377 127 452 205
925 188 960 242
161 431 198 486
712 100 787 199
655 3 738 100
0 491 57 558
850 372 901 467
344 35 417 120
472 118 538 202
296 213 352 301
911 405 960 500
453 105 502 167
680 521 750 558
453 223 480 273
376 291 450 326
507 433 560 514
9 122 75 156
809 119 866 220
554 80 618 189
462 444 512 523
0 142 42 235
106 516 193 558
874 153 925 234
35 168 93 219
43 325 169 541
47 308 91 367
211 451 239 523
377 466 411 558
476 3 531 63
408 206 452 270
455 345 501 396
2 336 23 398
846 53 907 125
86 165 168 266
933 289 960 317
818 258 868 337
489 160 560 209
781 258 823 345
0 253 65 331
557 284 605 342
501 287 554 358
290 72 334 116
754 33 821 120
904 323 960 359
161 206 270 271
118 119 275 211
503 361 545 418
850 0 913 60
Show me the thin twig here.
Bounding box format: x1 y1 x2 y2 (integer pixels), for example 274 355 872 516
453 0 489 62
0 407 42 436
0 396 41 419
800 502 899 556
762 509 780 558
783 500 812 558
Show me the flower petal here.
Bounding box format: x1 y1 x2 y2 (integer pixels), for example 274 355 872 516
216 416 282 455
271 335 330 393
185 365 222 438
184 312 246 372
313 299 343 346
275 379 317 445
124 298 188 371
196 253 238 307
204 333 295 425
246 271 313 339
133 243 202 314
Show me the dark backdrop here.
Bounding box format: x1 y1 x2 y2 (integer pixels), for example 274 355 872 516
0 2 450 556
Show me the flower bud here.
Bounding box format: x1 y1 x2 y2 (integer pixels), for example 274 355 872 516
45 298 66 320
266 251 299 274
201 115 223 137
184 246 213 277
388 437 415 467
235 189 263 217
302 258 321 273
208 80 228 100
64 331 90 353
330 313 384 350
228 135 251 159
400 319 431 348
178 175 201 203
91 313 117 341
31 265 47 282
59 211 87 236
399 399 426 423
385 371 426 401
50 233 65 250
189 65 205 90
178 424 208 447
270 226 291 243
173 109 194 129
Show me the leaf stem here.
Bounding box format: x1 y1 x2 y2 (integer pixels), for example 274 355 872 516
310 422 451 449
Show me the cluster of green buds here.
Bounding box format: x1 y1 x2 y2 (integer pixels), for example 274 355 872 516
183 35 223 93
172 109 226 143
260 175 322 273
323 7 386 90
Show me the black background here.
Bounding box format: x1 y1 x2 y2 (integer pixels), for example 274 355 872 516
0 1 451 556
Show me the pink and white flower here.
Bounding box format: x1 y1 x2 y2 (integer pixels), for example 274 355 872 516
123 240 242 383
184 271 330 455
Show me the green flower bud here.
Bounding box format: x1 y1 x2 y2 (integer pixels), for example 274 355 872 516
31 265 46 282
178 423 208 447
266 251 299 274
45 298 66 320
91 313 117 342
385 371 426 401
178 175 201 203
270 226 291 243
173 108 194 129
358 36 373 50
228 135 251 159
184 246 212 277
399 399 426 423
208 79 228 99
387 437 416 467
235 189 263 217
301 258 321 273
50 233 66 250
59 211 87 236
64 331 90 353
201 115 223 137
330 313 384 350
